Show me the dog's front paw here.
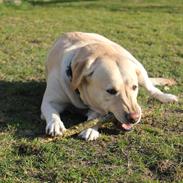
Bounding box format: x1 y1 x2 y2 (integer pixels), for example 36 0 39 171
160 93 178 103
46 119 66 136
78 128 100 141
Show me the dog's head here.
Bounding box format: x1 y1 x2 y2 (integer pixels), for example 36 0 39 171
71 43 141 130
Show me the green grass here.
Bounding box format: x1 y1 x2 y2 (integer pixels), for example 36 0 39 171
0 0 183 182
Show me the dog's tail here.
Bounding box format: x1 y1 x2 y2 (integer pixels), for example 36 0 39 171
150 78 176 86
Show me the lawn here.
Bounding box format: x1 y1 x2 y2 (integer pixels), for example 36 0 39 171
0 0 183 182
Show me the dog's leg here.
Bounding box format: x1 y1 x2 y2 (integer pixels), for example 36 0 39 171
137 65 178 103
41 73 67 136
41 96 66 136
78 110 101 141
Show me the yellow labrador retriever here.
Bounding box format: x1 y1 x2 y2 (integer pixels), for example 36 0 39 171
41 32 178 140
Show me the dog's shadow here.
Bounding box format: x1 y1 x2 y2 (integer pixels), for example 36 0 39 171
0 80 46 139
0 80 120 140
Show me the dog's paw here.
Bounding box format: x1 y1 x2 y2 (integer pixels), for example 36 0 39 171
160 93 178 103
78 128 100 141
46 119 66 136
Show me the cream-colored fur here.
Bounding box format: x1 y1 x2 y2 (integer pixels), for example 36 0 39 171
41 32 178 140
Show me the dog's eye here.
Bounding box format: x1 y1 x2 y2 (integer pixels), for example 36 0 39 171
132 85 137 90
106 88 118 95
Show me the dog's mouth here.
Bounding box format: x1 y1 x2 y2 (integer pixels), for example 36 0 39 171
113 115 141 131
112 108 142 131
115 121 133 131
121 123 133 131
112 114 134 131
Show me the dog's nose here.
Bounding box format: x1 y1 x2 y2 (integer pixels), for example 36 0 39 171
126 112 140 123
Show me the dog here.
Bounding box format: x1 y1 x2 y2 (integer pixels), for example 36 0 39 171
41 32 178 141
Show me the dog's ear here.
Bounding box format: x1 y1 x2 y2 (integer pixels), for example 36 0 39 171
71 57 97 90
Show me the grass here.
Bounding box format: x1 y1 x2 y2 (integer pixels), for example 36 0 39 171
0 0 183 182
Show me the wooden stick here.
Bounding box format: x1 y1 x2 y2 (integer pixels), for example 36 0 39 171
63 113 115 138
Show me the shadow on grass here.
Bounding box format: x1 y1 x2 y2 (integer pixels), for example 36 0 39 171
0 80 46 138
0 80 88 139
28 0 97 6
107 3 182 14
23 0 182 14
26 0 182 14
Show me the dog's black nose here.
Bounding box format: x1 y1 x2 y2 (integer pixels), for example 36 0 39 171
125 112 139 123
